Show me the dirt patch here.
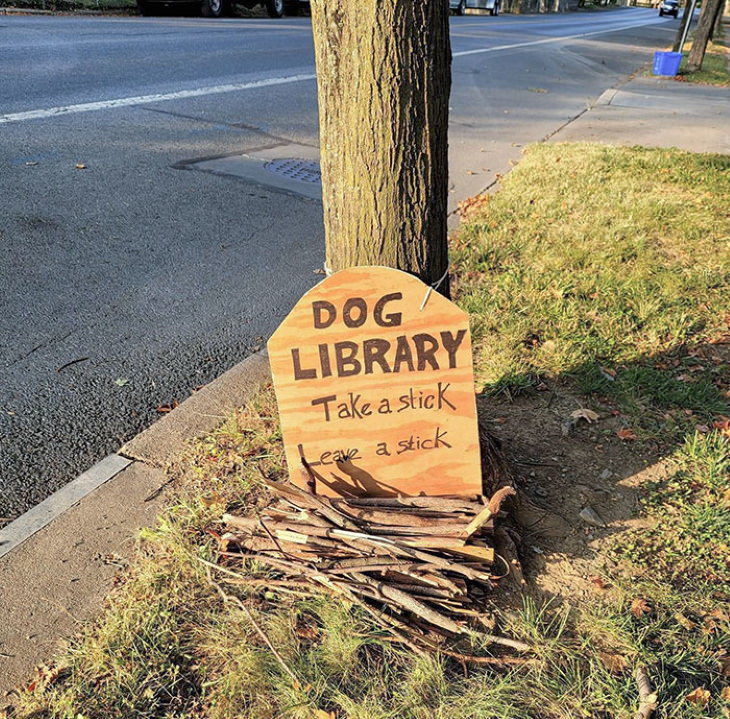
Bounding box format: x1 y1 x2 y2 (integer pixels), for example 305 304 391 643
477 386 668 600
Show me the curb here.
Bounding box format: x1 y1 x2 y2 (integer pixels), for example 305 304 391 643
0 454 131 561
0 350 271 694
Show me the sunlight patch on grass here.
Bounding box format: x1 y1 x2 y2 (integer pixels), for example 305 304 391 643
454 143 730 438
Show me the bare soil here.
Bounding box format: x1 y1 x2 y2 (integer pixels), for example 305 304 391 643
476 387 667 601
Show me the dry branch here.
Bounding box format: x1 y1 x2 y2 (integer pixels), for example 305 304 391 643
216 479 528 661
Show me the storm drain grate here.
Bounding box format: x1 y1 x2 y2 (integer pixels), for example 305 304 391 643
264 158 321 184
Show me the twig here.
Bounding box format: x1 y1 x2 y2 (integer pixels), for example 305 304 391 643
56 356 89 372
633 666 657 719
204 564 301 685
437 647 532 667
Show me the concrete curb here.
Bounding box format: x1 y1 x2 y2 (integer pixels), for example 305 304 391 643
0 454 131 561
0 350 271 694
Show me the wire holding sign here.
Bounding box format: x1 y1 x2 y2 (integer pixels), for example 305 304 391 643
267 266 482 498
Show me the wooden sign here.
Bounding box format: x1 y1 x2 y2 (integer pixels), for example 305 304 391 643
268 266 481 498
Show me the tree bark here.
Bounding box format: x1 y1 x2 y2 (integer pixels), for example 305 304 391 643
310 0 451 294
708 0 723 39
687 0 724 70
673 0 696 52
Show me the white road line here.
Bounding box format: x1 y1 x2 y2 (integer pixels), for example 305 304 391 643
0 72 316 125
452 18 661 57
0 17 659 126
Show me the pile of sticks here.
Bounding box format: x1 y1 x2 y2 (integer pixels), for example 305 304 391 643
211 476 527 661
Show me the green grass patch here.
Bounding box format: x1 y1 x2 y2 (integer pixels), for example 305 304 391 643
678 31 730 86
454 142 730 440
614 429 730 585
0 0 137 10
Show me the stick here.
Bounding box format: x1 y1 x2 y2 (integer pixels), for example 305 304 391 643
633 666 657 719
436 647 532 667
204 567 301 685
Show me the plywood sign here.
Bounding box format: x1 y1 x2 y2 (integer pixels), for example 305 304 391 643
268 266 481 498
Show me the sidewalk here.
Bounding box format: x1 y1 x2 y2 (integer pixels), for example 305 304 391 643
551 75 730 153
1 71 728 698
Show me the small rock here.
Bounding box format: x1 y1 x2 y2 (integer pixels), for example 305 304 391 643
534 486 548 498
579 506 606 527
599 468 612 480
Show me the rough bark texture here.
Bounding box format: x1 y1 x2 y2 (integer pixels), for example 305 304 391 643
673 0 695 52
310 0 451 293
687 0 724 70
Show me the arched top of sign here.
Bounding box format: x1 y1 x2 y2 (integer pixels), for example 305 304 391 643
268 266 481 498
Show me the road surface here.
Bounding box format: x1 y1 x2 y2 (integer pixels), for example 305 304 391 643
0 7 677 517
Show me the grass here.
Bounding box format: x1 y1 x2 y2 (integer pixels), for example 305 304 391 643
10 144 730 718
677 30 730 86
614 429 730 584
0 0 137 11
453 143 730 442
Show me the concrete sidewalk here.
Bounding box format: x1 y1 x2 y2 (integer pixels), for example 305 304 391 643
1 69 729 701
551 75 730 153
0 353 271 696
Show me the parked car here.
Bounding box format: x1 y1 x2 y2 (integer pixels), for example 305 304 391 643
658 0 679 16
450 0 501 15
138 0 307 18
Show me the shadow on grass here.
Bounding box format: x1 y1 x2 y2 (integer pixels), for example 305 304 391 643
474 335 729 600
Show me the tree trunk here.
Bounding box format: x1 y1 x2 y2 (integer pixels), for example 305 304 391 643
687 0 724 70
310 0 451 295
708 0 723 39
673 0 695 52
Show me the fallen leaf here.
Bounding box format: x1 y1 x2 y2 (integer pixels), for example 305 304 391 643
686 687 710 706
599 366 617 380
75 163 86 170
721 685 730 701
719 656 730 676
630 598 652 618
571 408 600 423
674 612 696 630
598 652 628 673
617 429 637 441
590 575 608 590
156 401 179 414
200 491 224 508
114 378 129 387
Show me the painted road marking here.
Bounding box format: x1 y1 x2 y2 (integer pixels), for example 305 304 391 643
0 73 317 125
452 18 661 57
0 17 661 126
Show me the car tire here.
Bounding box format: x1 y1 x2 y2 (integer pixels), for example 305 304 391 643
266 0 285 16
456 0 466 15
201 0 225 16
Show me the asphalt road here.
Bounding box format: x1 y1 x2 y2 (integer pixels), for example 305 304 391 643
0 7 677 518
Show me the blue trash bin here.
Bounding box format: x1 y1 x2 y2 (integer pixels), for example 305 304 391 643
653 51 683 76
